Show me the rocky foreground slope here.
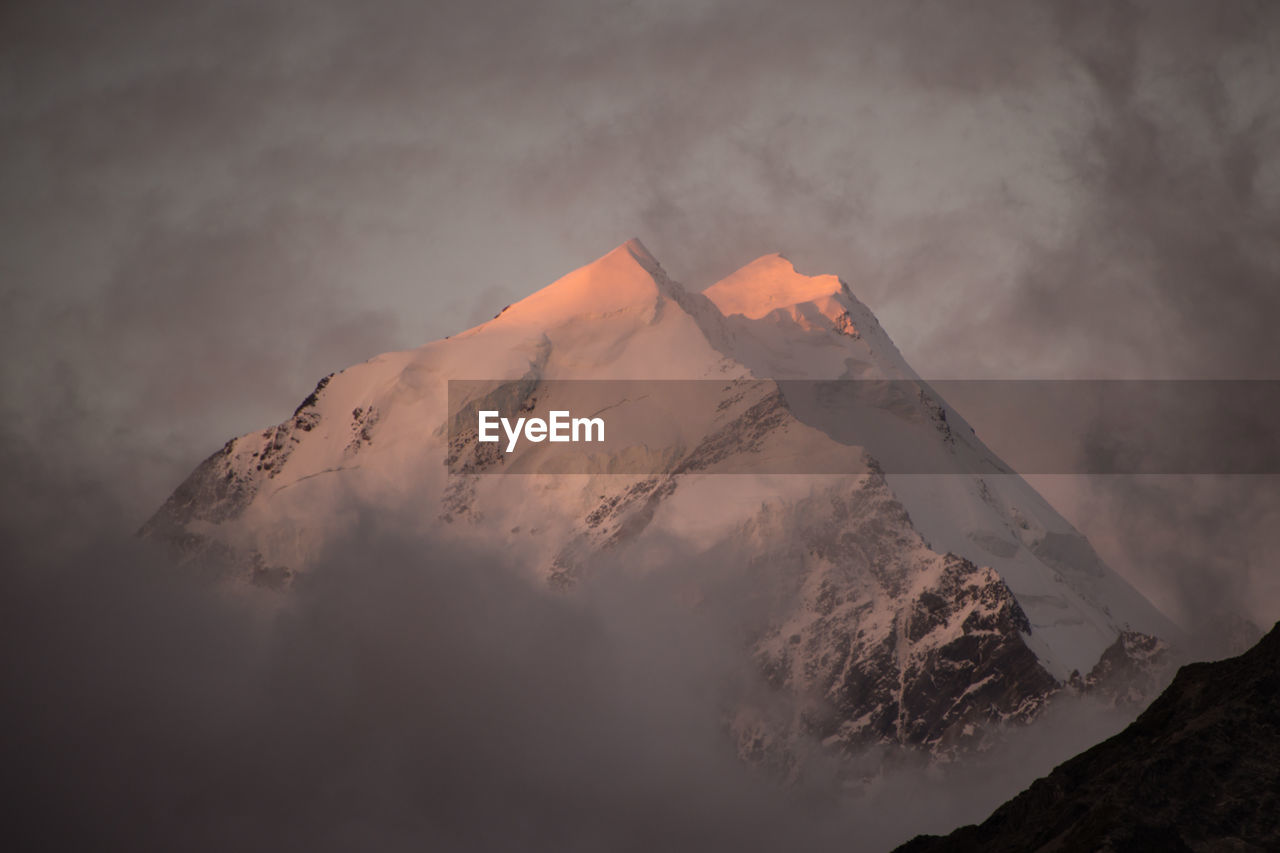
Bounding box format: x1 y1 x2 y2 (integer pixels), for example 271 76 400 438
896 621 1280 852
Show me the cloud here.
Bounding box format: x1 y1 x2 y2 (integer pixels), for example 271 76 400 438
1 442 1152 853
3 2 1280 843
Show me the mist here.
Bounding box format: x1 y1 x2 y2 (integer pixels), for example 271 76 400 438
1 447 1151 853
4 0 1280 847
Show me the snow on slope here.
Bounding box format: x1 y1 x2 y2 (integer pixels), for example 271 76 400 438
143 239 1181 762
699 250 1178 678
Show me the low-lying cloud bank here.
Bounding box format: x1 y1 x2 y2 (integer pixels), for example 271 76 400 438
2 438 1149 853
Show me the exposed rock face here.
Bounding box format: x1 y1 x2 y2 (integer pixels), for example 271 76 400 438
738 475 1060 766
141 373 334 544
896 621 1280 853
1070 630 1172 707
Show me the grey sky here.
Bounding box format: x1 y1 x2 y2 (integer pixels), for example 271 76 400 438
3 4 1280 848
3 1 1278 638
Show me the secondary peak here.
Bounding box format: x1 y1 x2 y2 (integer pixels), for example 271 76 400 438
702 253 845 319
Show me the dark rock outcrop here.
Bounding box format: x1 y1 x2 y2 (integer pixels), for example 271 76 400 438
895 621 1280 853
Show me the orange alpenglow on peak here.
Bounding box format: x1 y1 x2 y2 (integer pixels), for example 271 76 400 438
702 253 846 319
491 238 675 327
617 237 662 273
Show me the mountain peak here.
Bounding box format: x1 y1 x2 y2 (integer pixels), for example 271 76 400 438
702 253 846 319
148 240 1182 777
617 237 661 272
492 238 675 328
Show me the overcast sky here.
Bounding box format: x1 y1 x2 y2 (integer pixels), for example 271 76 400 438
3 0 1279 636
4 3 1280 848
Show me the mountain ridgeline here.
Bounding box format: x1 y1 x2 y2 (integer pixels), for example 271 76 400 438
143 239 1183 769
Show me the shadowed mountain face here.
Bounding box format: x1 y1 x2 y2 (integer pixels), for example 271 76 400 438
896 621 1280 853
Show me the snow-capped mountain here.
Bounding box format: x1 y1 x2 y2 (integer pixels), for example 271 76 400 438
143 239 1181 763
